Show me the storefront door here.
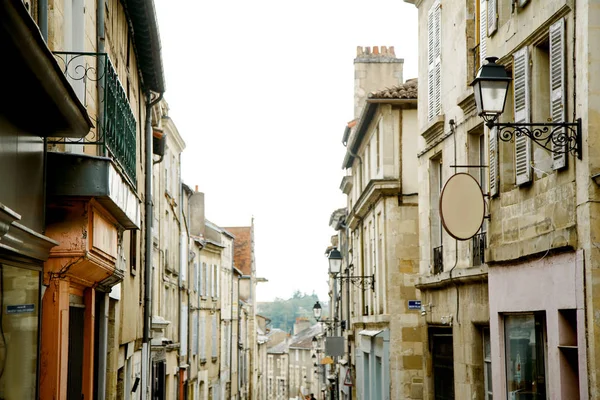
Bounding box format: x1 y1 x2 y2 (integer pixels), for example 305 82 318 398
431 328 454 400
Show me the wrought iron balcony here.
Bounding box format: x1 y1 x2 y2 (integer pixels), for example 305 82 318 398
472 232 487 266
51 52 137 186
433 245 443 275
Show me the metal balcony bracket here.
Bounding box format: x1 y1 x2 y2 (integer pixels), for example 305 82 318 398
338 274 375 291
488 118 582 160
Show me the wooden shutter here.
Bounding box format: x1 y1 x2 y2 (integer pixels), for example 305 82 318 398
216 265 220 298
434 1 442 117
480 0 487 66
427 3 436 120
428 0 442 121
513 47 532 185
211 315 218 358
209 263 214 297
488 0 497 35
192 312 198 355
200 315 206 359
550 18 567 169
489 126 499 196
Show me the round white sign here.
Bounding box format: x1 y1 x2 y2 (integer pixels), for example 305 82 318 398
439 173 485 241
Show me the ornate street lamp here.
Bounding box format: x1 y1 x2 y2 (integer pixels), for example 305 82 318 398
328 248 343 275
313 301 323 321
472 56 582 159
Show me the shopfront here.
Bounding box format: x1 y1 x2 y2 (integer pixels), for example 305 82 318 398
0 0 92 397
489 251 587 400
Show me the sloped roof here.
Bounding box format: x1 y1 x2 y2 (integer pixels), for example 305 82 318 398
289 324 323 350
368 78 418 99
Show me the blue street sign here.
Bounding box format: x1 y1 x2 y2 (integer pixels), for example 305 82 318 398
408 300 422 310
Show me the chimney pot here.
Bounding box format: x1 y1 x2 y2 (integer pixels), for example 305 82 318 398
195 185 198 192
389 46 395 57
365 46 371 55
357 46 364 56
373 46 379 55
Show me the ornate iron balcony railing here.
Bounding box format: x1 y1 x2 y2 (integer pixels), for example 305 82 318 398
51 52 137 186
433 245 444 275
472 232 486 266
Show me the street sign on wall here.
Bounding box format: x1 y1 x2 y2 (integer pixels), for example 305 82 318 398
408 300 422 310
325 336 345 357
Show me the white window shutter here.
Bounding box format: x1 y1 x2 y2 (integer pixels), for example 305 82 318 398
192 312 198 355
514 47 532 185
434 1 442 117
427 4 436 121
480 0 487 65
550 18 567 170
211 315 218 358
208 264 213 297
488 0 497 35
200 316 206 359
216 266 220 298
428 0 442 121
489 126 499 196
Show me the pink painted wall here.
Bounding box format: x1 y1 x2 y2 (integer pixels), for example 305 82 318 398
488 250 587 399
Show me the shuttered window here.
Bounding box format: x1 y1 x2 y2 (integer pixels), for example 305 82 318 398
489 126 499 196
488 0 497 35
181 304 188 356
514 47 532 185
211 314 218 358
208 263 212 297
550 18 567 169
479 0 487 66
200 315 206 360
192 312 198 355
428 0 442 121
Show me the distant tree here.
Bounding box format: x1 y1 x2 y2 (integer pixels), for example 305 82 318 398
257 292 327 333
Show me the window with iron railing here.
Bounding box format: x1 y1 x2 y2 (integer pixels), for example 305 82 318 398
52 52 137 186
433 246 443 274
473 232 486 266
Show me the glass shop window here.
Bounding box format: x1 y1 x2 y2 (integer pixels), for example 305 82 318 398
0 264 41 399
504 313 547 400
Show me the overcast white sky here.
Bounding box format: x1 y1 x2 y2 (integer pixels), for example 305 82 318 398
154 0 419 302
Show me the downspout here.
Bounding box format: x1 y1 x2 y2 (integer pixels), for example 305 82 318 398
142 91 163 399
95 3 108 399
37 0 47 42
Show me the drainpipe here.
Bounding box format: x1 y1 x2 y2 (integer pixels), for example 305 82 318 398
38 0 47 42
94 3 109 399
142 91 163 400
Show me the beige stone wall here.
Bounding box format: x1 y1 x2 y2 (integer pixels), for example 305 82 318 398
385 197 424 399
419 282 489 400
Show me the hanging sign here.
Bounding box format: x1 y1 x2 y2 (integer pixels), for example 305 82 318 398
439 173 485 240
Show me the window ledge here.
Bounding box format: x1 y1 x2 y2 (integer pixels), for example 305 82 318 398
416 266 489 290
457 89 477 116
421 114 446 144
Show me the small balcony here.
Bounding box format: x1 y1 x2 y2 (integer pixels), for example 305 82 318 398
472 232 487 266
433 246 443 274
52 52 137 186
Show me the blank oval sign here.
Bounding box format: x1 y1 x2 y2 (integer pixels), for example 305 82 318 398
440 173 485 241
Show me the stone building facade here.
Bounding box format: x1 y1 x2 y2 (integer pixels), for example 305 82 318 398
336 46 423 400
405 0 597 398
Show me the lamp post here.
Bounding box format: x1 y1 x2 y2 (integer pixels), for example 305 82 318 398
472 56 582 159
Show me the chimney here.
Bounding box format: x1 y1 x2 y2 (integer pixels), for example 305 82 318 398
354 45 404 119
189 191 205 237
293 317 311 335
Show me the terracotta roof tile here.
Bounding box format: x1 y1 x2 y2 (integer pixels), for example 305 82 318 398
368 78 418 100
